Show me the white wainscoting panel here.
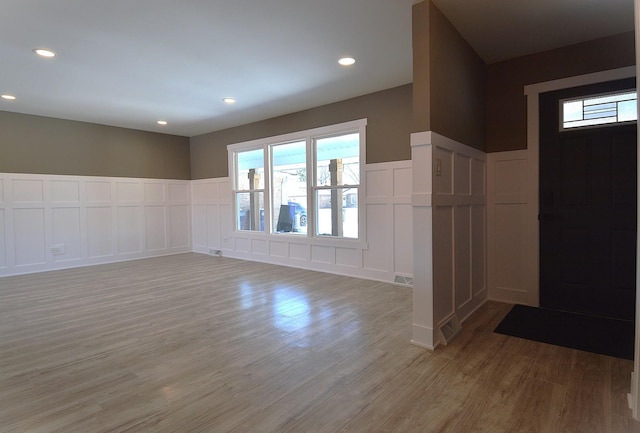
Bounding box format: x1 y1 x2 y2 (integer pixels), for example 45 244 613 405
0 173 191 276
311 245 334 264
252 238 269 256
270 241 288 258
471 205 486 298
454 205 472 309
86 181 111 202
169 206 190 248
191 179 232 254
362 203 387 272
433 205 454 318
393 203 413 275
336 247 360 268
145 183 165 202
290 243 309 261
117 206 142 254
235 237 250 253
14 208 46 266
116 181 142 203
169 184 189 202
411 131 487 349
0 210 6 269
13 179 44 203
145 206 167 251
487 150 537 305
432 133 487 325
52 207 82 262
51 180 80 202
87 207 113 258
191 160 413 284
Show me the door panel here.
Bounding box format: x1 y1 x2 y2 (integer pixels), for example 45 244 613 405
539 78 637 320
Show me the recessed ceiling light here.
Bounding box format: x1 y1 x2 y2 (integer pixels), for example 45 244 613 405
157 120 168 125
223 98 236 104
33 48 56 58
1 94 16 100
338 57 355 66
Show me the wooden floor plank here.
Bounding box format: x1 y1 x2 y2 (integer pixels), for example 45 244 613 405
1 253 639 432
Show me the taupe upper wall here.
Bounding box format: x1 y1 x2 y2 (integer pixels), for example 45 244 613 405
486 31 635 153
0 111 191 179
190 84 413 179
412 1 486 151
412 1 431 134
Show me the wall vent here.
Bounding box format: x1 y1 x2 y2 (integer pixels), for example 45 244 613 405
393 275 413 286
438 315 462 346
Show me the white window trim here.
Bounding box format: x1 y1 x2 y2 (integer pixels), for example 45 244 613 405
227 118 368 248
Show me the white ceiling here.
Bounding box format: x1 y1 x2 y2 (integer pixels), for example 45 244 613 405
0 0 635 137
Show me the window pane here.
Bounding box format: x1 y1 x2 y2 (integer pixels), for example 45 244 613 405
236 191 264 232
618 99 638 122
272 141 307 233
564 117 617 129
584 91 636 105
315 133 360 186
563 100 583 122
236 149 264 190
316 188 358 238
562 91 637 130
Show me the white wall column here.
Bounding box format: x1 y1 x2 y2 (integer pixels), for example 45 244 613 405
410 131 436 349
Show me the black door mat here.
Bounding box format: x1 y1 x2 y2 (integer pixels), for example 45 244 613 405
494 304 634 360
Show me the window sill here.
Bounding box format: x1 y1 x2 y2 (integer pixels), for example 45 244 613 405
232 231 368 250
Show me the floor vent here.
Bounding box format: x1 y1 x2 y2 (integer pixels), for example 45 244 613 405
393 275 413 286
438 315 462 346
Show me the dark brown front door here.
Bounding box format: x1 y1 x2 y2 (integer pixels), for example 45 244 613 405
539 78 637 321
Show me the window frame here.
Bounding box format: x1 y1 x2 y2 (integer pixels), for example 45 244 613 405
228 118 367 246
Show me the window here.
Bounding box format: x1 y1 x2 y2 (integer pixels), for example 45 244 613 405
229 119 366 240
313 133 360 238
561 90 637 130
272 140 307 234
234 148 265 232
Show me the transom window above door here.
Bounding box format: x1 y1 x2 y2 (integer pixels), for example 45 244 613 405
560 90 637 130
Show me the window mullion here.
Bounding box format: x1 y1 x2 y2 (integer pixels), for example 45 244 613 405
307 136 315 238
263 144 272 234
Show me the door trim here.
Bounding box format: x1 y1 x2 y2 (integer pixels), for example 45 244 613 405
523 65 636 307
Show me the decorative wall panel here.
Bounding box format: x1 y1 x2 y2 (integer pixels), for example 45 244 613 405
0 173 191 276
13 208 45 266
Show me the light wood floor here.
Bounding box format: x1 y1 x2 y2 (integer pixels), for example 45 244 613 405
1 253 639 433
